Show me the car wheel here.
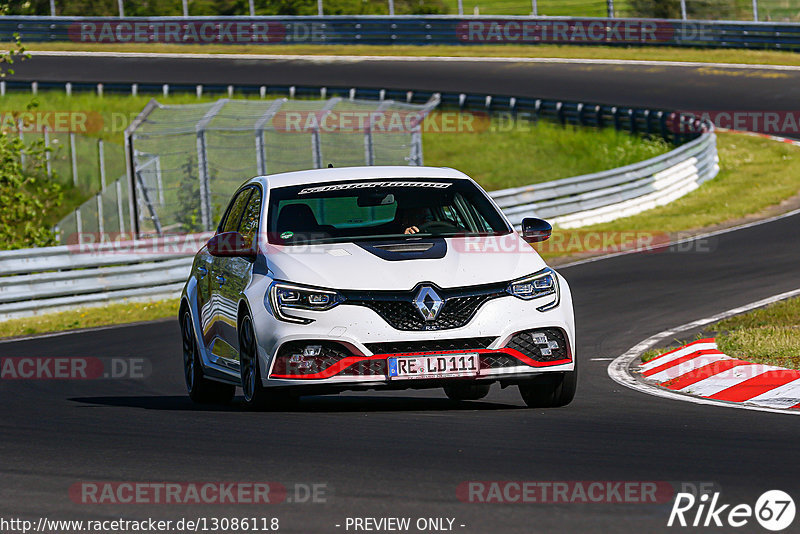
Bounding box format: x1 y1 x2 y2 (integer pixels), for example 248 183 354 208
181 310 235 405
518 364 578 408
238 314 297 411
443 382 491 401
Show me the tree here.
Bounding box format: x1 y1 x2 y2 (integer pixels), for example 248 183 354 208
0 30 62 250
0 132 63 249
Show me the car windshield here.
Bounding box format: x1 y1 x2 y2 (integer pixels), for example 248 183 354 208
267 177 511 245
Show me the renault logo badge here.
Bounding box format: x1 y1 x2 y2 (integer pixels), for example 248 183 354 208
414 286 444 321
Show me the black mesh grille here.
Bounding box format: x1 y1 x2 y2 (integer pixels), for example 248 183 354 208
344 284 508 331
339 360 387 376
480 354 520 369
365 337 496 355
272 341 350 376
505 328 569 362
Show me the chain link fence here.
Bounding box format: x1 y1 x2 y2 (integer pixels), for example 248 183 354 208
126 95 439 237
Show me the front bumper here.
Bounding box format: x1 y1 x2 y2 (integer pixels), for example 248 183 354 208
250 275 576 390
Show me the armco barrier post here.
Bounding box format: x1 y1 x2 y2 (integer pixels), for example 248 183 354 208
70 133 79 187
43 126 51 178
98 139 106 189
17 119 25 168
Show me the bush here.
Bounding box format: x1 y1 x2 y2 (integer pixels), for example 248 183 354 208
0 132 63 249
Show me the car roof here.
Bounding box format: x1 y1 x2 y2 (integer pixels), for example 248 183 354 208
245 166 473 190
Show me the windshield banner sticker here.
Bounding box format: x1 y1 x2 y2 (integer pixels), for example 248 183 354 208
297 181 452 195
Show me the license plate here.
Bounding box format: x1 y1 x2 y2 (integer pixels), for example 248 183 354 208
387 354 479 380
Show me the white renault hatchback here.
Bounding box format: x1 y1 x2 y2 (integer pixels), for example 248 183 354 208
179 166 576 409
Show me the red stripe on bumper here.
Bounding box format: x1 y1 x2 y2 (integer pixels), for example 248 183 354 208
270 348 571 380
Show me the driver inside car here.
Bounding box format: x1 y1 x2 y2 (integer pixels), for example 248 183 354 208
398 206 435 234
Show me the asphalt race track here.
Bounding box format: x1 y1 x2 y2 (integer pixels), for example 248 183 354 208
11 53 800 112
2 54 800 533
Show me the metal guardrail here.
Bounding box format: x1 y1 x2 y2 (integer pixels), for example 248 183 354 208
0 131 717 321
2 16 800 50
0 83 717 320
0 234 211 320
492 129 718 228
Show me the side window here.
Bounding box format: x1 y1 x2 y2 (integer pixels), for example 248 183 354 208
238 189 262 247
221 189 252 234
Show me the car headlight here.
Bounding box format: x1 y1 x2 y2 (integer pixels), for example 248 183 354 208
506 268 560 311
267 282 343 324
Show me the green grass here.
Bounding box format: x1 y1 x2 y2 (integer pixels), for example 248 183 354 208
713 297 800 368
423 119 670 190
641 297 800 368
25 41 800 66
587 133 800 232
534 132 800 260
0 299 178 339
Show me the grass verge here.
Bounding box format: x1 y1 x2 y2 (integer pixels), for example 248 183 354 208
0 299 179 339
641 297 800 369
714 297 800 369
536 132 800 261
24 42 800 67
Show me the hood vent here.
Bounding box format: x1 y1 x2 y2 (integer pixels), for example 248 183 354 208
356 239 447 261
373 242 435 253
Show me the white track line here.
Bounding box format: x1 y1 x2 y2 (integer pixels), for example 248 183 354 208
18 50 800 71
608 287 800 416
0 317 173 344
559 206 800 270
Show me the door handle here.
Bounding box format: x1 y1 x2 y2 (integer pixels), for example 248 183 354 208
215 274 226 285
197 266 208 279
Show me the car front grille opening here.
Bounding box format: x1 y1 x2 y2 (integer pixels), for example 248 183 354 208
271 341 353 377
505 328 569 362
365 337 496 355
349 292 505 331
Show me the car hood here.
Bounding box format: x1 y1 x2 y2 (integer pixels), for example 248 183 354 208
262 235 547 290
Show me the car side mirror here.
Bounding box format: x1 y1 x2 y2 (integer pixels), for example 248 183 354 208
207 231 256 259
520 217 552 243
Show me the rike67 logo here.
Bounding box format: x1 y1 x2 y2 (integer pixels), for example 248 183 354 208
668 490 795 531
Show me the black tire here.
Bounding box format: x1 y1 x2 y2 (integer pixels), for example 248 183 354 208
238 314 297 411
443 382 491 401
181 310 235 405
518 364 578 408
